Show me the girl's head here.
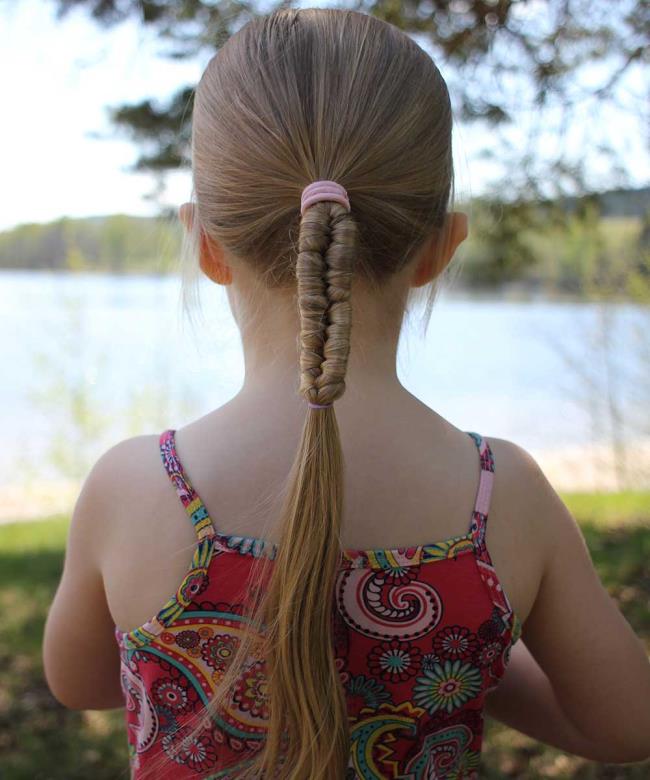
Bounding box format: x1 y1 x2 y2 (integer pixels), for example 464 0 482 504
176 7 465 778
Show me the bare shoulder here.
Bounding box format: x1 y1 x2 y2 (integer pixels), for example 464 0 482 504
71 435 156 518
93 433 162 483
487 435 566 535
487 435 583 551
481 436 569 624
80 434 171 549
83 433 201 630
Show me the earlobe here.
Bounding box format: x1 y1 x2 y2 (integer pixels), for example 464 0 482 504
411 254 436 288
179 203 194 231
452 212 469 249
199 233 233 286
410 212 468 288
180 202 233 285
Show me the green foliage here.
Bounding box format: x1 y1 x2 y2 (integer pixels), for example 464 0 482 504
48 0 647 203
458 191 649 301
562 491 650 527
0 214 182 273
109 86 195 172
0 516 126 778
460 197 551 286
524 202 649 302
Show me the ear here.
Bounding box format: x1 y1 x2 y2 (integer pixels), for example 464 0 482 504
411 211 468 288
178 202 233 286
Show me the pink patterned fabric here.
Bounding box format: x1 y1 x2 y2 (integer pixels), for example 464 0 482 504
114 429 521 778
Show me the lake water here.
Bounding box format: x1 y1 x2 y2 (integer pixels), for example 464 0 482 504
1 270 648 491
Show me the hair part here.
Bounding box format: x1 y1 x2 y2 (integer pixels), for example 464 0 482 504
157 7 455 778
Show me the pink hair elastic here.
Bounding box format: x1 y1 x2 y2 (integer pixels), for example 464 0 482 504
307 401 333 409
300 180 350 215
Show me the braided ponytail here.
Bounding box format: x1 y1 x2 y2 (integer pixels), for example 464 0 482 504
258 199 357 777
298 201 355 407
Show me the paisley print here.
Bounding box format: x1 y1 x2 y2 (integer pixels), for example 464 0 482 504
120 663 159 753
348 703 423 778
201 632 240 673
114 429 520 778
232 659 269 720
337 567 443 640
400 724 473 779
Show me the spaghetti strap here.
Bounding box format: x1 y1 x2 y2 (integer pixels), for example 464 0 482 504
466 431 495 556
159 429 216 542
466 431 516 632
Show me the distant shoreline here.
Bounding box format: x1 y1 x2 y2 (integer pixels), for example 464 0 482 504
3 440 648 525
2 267 647 306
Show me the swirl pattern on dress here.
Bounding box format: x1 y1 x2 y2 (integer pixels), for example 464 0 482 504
336 567 444 640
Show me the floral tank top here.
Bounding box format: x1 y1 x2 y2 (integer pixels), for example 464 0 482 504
115 429 522 779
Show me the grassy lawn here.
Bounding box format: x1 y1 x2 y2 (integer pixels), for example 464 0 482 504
0 493 648 779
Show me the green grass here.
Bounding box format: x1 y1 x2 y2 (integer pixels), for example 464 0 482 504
0 514 127 779
0 494 648 778
562 491 650 527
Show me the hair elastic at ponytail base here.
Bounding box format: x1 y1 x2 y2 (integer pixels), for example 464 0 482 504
300 180 350 215
307 401 333 409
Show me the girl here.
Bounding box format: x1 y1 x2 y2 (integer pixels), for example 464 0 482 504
43 7 650 779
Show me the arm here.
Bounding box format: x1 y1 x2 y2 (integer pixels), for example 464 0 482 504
43 447 124 710
486 640 638 762
490 447 650 763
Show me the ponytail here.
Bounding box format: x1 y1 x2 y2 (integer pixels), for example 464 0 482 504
258 197 356 778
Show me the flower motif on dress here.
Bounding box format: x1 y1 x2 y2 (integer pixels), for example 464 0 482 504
151 676 198 714
178 568 209 605
232 660 269 720
162 726 218 772
346 674 393 710
382 566 419 586
421 652 441 671
368 639 422 682
156 706 179 733
454 747 481 776
433 626 478 660
201 633 240 673
476 639 503 668
413 660 483 715
477 607 504 641
175 629 200 649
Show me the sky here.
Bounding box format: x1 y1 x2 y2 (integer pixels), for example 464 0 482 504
0 0 647 232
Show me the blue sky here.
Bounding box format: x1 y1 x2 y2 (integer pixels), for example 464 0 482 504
1 0 647 232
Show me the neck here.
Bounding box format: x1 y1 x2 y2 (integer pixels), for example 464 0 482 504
230 278 408 409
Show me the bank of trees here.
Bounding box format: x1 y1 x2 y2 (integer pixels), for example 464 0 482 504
0 214 180 274
2 188 647 302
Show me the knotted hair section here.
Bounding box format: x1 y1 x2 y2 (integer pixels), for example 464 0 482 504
296 200 357 408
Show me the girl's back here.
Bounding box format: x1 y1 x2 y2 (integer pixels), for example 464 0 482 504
43 7 650 779
104 401 539 640
104 406 535 778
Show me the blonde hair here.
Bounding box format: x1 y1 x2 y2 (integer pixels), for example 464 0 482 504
164 7 454 778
